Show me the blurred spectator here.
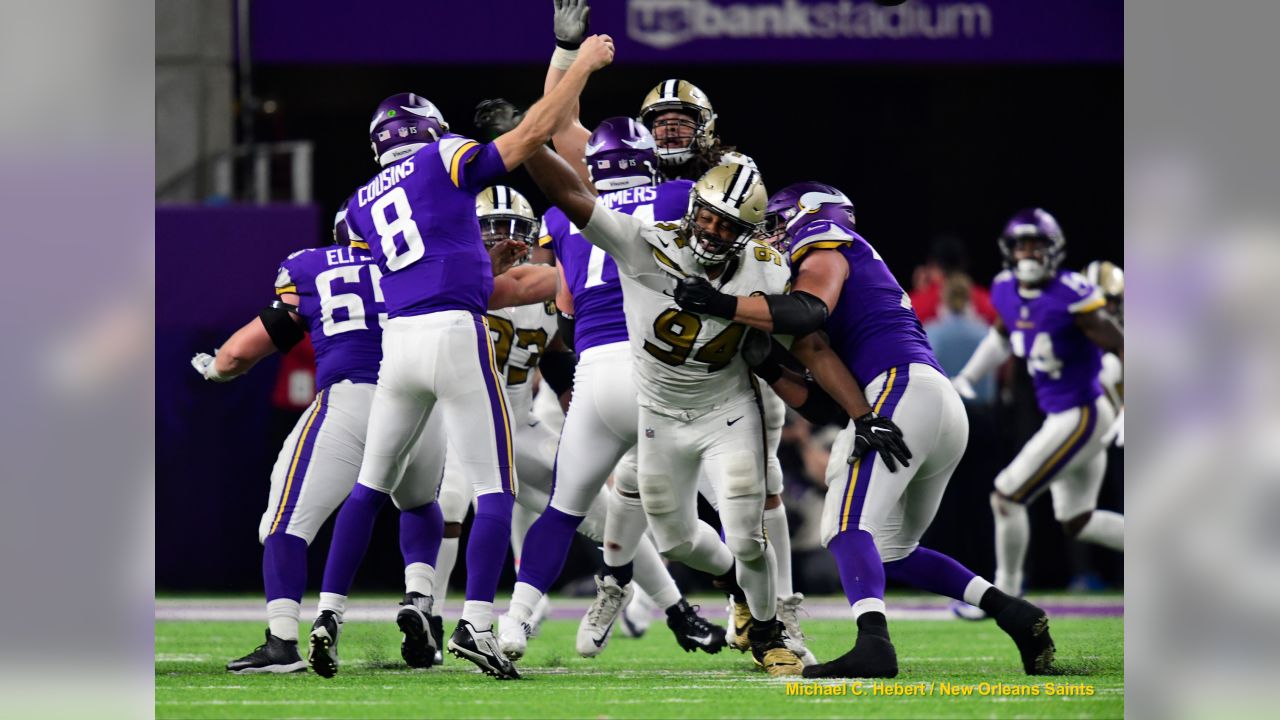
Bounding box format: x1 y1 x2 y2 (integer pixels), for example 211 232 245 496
926 272 997 404
910 235 997 324
267 335 316 446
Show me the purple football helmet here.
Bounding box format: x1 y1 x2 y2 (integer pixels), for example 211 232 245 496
332 194 362 245
369 93 449 167
764 182 856 249
999 208 1065 284
585 117 658 192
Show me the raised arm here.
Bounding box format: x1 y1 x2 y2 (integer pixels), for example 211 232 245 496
493 33 614 170
523 145 600 229
545 0 594 186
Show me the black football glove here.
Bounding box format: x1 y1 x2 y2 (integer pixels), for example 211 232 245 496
473 98 523 142
553 0 591 50
850 411 912 472
674 277 737 319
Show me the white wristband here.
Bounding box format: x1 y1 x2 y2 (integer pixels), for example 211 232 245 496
550 46 579 71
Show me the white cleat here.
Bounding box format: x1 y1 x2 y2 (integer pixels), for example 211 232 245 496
528 594 551 638
621 585 658 638
778 593 818 666
576 574 635 657
497 612 533 661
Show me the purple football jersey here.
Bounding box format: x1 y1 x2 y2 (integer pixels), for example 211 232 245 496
540 179 692 353
275 243 384 390
344 134 507 318
990 269 1106 413
789 219 943 387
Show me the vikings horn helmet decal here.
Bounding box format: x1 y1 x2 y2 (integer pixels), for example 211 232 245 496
369 93 450 167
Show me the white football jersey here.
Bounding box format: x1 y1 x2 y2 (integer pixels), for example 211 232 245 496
486 298 559 417
580 205 791 416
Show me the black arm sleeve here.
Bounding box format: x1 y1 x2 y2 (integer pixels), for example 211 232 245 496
538 350 577 396
556 311 576 352
794 376 849 426
764 291 830 336
259 301 306 353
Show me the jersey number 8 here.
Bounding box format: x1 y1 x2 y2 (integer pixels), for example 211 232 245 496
372 187 426 271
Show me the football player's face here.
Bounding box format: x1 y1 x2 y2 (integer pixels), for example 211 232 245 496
694 207 739 248
652 111 697 149
1013 236 1051 264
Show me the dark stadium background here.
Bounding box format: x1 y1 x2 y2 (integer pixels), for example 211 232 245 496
157 2 1122 597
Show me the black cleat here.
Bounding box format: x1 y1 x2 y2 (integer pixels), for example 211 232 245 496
995 597 1056 674
226 629 307 674
396 592 438 669
429 615 445 666
307 610 342 679
666 600 727 654
447 619 521 679
747 618 804 677
803 633 899 679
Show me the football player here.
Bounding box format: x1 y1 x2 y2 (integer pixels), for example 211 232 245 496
949 211 1125 616
1085 260 1124 446
541 2 808 657
673 184 1058 678
312 38 613 682
515 141 804 677
470 118 727 661
193 204 448 675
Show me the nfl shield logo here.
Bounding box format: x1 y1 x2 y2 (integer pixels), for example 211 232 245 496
645 428 655 438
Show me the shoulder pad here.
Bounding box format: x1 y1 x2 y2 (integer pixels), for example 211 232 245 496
788 221 855 263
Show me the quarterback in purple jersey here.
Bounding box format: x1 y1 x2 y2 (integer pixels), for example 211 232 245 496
674 183 1059 678
311 35 615 681
950 209 1125 619
483 116 727 663
191 206 448 675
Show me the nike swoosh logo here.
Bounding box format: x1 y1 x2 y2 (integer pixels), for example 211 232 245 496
727 416 744 426
689 633 714 645
592 634 608 648
870 427 894 434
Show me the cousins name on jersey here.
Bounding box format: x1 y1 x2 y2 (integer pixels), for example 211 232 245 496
357 158 416 207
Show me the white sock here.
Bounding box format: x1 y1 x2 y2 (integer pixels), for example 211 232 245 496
266 598 301 641
963 576 994 607
1077 510 1124 551
632 534 682 610
434 536 459 616
764 504 794 597
508 581 543 623
510 504 537 572
461 600 495 630
851 597 886 622
737 542 778 621
404 562 436 598
992 494 1029 596
317 592 347 624
603 487 648 568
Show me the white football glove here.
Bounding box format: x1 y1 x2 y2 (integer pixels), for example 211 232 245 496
951 375 977 400
1101 408 1124 447
191 350 232 382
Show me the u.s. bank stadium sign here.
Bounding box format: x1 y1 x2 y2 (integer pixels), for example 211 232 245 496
627 0 992 50
250 0 1121 64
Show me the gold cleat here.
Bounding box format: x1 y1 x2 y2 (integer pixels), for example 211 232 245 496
760 646 805 677
729 601 753 653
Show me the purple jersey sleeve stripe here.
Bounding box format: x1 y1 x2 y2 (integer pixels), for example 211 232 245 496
475 315 516 495
268 388 329 536
790 239 852 265
1010 403 1098 503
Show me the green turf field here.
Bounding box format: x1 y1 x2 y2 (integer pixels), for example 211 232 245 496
156 601 1123 719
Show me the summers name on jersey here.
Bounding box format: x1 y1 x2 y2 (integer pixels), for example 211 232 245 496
582 207 791 414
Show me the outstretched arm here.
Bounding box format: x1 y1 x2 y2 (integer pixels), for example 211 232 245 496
545 0 594 187
523 145 599 229
192 292 302 381
675 249 846 335
1076 308 1124 361
490 265 559 309
494 34 614 170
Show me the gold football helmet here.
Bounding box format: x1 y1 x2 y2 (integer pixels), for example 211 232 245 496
476 186 539 260
1084 260 1124 320
639 79 717 167
684 163 767 266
